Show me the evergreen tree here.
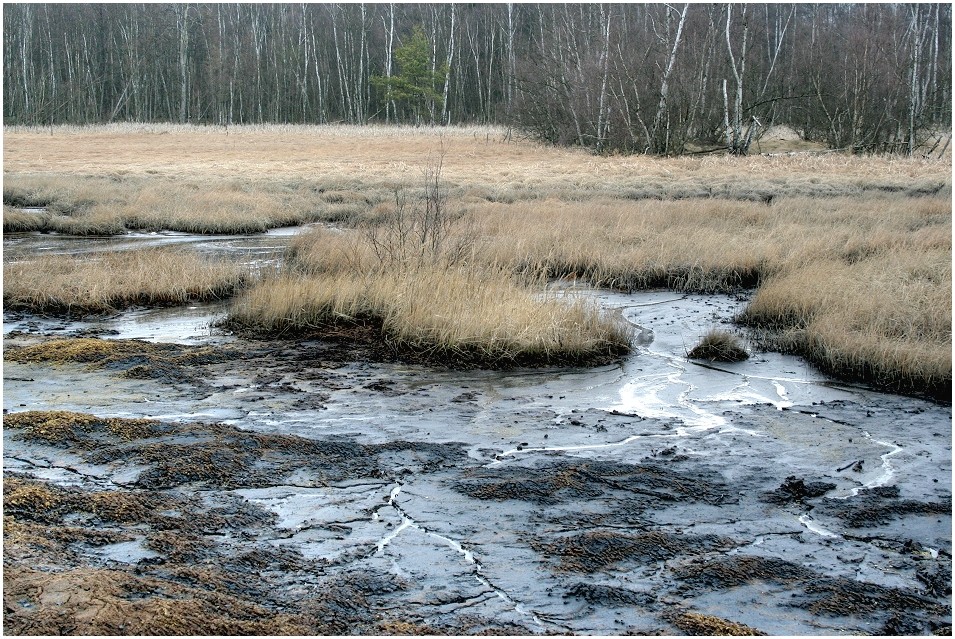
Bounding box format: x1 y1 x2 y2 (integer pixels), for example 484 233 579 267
372 26 445 124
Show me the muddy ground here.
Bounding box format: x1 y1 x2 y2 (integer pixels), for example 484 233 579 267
3 290 952 635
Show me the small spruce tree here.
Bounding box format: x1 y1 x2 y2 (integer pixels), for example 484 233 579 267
372 27 446 125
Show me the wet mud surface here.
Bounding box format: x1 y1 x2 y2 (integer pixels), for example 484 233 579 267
3 288 952 635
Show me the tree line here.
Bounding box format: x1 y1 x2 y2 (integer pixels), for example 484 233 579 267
4 3 951 155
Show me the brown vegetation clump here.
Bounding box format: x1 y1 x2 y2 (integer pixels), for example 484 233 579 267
4 337 246 387
3 248 246 315
228 266 632 367
687 329 750 362
670 612 767 636
5 337 172 365
3 566 309 635
3 478 79 523
739 248 952 398
3 204 51 232
4 410 161 447
2 471 313 635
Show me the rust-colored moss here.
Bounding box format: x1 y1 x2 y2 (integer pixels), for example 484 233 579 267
3 410 161 447
671 612 767 636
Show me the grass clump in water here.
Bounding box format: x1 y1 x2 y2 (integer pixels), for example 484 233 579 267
3 249 246 315
227 266 631 367
687 329 750 362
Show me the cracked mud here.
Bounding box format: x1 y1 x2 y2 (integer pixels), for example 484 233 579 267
3 290 952 635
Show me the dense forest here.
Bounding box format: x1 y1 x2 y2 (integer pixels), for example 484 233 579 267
4 3 952 155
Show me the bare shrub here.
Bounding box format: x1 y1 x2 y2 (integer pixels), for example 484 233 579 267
363 149 476 270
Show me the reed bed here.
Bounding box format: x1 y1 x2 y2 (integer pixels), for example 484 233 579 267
292 195 951 293
3 249 246 315
227 266 631 367
5 125 949 202
288 190 951 392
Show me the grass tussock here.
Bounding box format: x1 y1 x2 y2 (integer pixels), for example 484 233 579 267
3 249 246 315
739 249 952 399
244 161 634 367
3 204 51 232
687 330 750 362
227 266 631 367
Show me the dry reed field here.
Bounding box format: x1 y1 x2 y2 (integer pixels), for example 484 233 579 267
3 173 369 235
4 124 949 202
3 124 951 390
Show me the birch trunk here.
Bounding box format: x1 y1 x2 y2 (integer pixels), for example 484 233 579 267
441 4 455 125
650 3 689 154
176 4 189 123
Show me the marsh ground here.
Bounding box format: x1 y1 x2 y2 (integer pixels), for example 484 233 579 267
3 290 951 635
2 124 952 634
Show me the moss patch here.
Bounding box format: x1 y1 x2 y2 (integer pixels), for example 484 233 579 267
4 337 253 385
4 566 309 636
670 612 767 636
3 410 163 448
533 531 736 573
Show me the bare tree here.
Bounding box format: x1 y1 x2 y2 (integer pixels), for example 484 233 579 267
648 3 689 154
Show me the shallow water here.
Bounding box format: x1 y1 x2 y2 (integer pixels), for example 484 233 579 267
2 224 302 269
3 228 951 635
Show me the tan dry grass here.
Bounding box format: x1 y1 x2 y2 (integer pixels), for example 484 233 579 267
739 248 951 396
687 329 750 362
289 191 951 390
4 124 950 388
3 249 246 314
228 265 631 367
3 204 50 232
3 173 372 235
292 195 951 293
4 124 949 202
